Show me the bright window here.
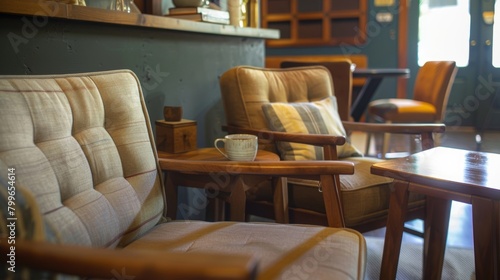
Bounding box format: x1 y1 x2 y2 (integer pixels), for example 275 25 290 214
418 0 470 67
493 0 500 67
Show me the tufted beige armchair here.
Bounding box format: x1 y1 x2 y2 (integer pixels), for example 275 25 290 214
219 63 446 233
0 69 367 279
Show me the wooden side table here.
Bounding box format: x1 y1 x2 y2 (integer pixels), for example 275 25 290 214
371 146 500 280
158 148 283 222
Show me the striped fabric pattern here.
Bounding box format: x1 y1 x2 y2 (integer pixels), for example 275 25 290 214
262 96 362 160
126 221 367 280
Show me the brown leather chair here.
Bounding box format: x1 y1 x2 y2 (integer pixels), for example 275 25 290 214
366 61 457 157
219 63 445 233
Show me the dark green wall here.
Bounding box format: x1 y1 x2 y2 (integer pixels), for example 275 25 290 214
0 13 265 148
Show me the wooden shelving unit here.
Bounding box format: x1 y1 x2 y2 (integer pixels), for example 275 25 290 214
262 0 367 47
0 0 279 40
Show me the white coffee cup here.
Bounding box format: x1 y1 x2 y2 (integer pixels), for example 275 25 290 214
214 134 258 161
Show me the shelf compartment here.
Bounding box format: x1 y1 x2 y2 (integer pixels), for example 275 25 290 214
267 0 292 14
297 0 323 13
262 0 367 47
268 21 292 39
297 19 324 39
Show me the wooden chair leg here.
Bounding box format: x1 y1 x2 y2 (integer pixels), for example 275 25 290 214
272 177 289 223
471 196 498 279
165 171 178 220
365 132 372 156
423 196 451 280
380 180 410 280
211 197 226 221
320 175 345 228
227 176 247 222
382 132 390 159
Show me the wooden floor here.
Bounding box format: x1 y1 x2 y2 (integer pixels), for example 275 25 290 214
353 128 500 249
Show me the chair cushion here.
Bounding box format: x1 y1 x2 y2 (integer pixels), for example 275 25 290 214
0 70 164 248
290 157 425 226
368 98 437 122
247 156 425 227
126 221 366 279
262 96 362 159
0 170 55 242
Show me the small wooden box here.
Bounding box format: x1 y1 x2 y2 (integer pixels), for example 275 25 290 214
155 119 197 153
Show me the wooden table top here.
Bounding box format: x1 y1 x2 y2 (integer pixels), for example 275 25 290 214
158 147 280 162
371 146 500 199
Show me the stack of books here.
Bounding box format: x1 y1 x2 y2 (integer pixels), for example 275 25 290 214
166 7 230 25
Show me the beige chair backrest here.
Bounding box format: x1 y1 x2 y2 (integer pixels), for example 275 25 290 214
0 70 164 248
413 61 457 122
219 65 336 151
280 59 354 121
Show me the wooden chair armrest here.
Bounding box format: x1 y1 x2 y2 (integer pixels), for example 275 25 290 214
342 121 446 134
159 159 355 177
159 159 354 227
222 125 346 146
0 238 257 280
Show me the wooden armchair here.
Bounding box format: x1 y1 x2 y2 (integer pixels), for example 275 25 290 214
0 70 366 279
219 64 445 233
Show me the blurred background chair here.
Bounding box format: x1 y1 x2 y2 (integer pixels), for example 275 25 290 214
219 63 445 234
365 61 457 158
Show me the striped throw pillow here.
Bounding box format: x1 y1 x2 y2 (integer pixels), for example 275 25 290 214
262 96 362 160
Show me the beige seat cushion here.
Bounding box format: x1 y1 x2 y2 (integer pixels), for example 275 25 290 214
248 156 425 227
368 98 437 122
126 221 366 279
340 157 424 226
